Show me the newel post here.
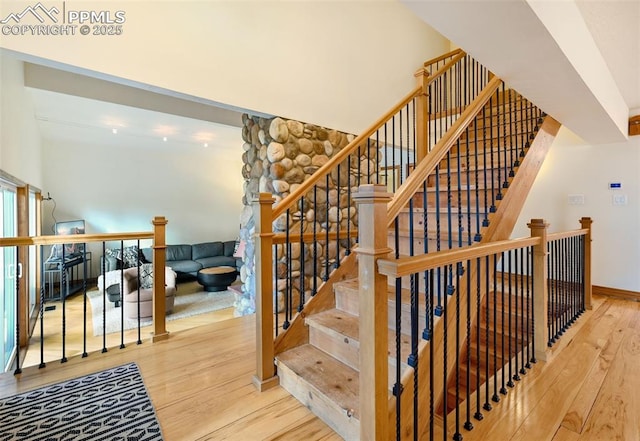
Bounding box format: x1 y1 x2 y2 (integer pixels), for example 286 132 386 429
414 67 430 163
152 216 169 342
353 184 392 441
528 218 549 362
252 193 279 391
580 217 593 310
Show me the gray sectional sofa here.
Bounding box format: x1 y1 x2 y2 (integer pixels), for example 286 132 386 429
101 241 241 282
141 241 240 281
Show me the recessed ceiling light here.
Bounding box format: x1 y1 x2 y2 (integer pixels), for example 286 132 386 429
112 128 118 134
163 136 168 142
204 143 208 148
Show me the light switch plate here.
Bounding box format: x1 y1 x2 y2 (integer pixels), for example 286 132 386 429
568 194 585 205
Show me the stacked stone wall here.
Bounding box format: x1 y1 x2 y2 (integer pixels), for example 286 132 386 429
235 114 378 316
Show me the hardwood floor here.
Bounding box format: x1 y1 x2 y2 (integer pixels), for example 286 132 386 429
2 282 341 441
1 293 638 440
455 294 640 441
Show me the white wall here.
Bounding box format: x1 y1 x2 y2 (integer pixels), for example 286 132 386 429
0 52 42 186
513 127 640 292
0 1 449 135
41 132 244 274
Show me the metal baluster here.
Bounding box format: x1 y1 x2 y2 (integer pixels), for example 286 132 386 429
39 245 46 369
283 210 291 330
82 243 88 357
464 259 473 431
508 90 516 179
488 92 496 213
423 181 431 341
474 257 483 421
324 177 330 282
525 245 532 368
519 248 527 376
491 253 500 403
482 103 489 228
61 244 67 362
135 239 142 345
13 247 21 374
394 277 403 441
120 240 126 349
447 150 453 250
502 87 509 192
443 265 450 434
299 196 305 312
429 268 435 441
483 255 492 411
453 261 462 441
312 186 318 296
335 165 341 270
513 248 521 382
466 126 472 246
274 246 279 336
500 251 507 395
547 241 554 346
474 113 481 242
101 242 107 352
496 84 504 202
507 250 514 388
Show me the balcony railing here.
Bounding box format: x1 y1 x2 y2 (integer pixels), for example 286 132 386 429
0 216 169 375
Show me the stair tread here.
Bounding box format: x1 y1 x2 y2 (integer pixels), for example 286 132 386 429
276 344 361 420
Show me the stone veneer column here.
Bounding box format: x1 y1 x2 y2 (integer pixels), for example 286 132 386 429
235 114 377 316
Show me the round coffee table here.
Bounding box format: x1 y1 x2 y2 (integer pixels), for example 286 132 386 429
106 284 121 307
197 266 237 292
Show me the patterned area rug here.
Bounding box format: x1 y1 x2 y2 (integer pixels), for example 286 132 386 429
88 281 236 336
0 362 163 440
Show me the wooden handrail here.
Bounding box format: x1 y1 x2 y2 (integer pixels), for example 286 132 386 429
378 236 539 278
272 85 422 219
0 232 154 247
547 228 589 241
427 50 467 83
423 48 464 69
387 76 503 226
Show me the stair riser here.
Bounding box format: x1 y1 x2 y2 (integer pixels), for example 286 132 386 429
276 361 360 440
335 286 427 334
308 324 410 390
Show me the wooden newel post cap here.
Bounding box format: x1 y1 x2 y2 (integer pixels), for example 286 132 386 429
580 217 593 227
152 216 168 226
352 184 392 203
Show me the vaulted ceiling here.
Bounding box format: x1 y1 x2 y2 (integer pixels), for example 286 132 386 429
402 0 640 144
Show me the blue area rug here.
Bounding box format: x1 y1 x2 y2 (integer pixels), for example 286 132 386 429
0 362 163 440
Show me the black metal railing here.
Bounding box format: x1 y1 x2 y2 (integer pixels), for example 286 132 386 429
0 227 168 375
269 50 508 337
376 217 591 440
547 233 585 346
393 83 545 274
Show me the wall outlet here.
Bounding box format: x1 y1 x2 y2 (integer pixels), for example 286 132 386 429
613 194 627 206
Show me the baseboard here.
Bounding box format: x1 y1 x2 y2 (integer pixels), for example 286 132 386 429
593 285 640 302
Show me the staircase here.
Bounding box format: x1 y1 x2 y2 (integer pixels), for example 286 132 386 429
256 50 563 440
276 280 414 440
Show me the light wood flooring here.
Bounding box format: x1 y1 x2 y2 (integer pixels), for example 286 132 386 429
0 293 638 440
